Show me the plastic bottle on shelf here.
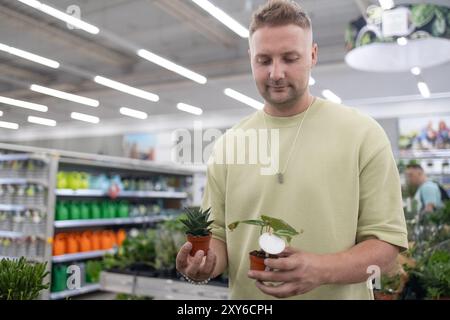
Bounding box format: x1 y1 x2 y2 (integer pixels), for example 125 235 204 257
80 202 90 220
56 201 69 221
69 202 81 220
53 233 66 256
80 172 90 189
11 211 23 233
90 202 101 220
66 233 79 254
57 172 68 189
117 201 129 218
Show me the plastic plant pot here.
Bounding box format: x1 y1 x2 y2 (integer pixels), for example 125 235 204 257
187 232 212 257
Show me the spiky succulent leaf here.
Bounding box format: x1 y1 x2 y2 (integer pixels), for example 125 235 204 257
181 207 214 236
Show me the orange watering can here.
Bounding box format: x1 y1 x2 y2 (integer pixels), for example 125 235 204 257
66 233 79 254
116 229 127 247
53 233 66 256
79 231 92 252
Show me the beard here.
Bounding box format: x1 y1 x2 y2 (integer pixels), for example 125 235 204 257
259 80 308 109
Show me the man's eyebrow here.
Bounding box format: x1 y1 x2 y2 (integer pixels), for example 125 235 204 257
283 51 301 56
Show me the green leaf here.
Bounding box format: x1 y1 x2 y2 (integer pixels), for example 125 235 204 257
261 215 299 234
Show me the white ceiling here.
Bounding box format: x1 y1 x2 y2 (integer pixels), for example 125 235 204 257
0 0 449 139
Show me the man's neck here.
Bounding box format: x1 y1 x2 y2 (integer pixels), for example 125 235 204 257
263 94 314 117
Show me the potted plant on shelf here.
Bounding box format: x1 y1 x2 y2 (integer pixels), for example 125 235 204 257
414 249 450 300
0 257 49 300
228 215 302 271
180 207 214 256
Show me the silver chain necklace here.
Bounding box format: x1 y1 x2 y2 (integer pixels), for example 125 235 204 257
262 96 316 184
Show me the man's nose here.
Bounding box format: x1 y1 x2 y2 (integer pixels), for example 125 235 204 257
269 61 285 81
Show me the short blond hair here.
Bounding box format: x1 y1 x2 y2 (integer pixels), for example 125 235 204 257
249 0 312 36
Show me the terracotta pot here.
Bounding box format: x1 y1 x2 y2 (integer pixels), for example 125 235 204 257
186 232 211 256
249 251 266 271
373 292 397 300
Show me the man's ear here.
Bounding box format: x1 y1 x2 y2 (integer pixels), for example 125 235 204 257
311 43 318 67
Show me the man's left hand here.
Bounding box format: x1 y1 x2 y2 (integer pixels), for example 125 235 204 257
247 247 328 298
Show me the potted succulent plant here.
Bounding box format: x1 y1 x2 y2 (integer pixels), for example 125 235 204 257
228 215 302 271
180 207 214 256
0 257 49 300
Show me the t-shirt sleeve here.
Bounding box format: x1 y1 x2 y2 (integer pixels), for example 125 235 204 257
356 125 409 252
420 183 440 207
201 137 227 243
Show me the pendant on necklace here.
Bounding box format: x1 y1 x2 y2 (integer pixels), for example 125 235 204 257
277 172 284 184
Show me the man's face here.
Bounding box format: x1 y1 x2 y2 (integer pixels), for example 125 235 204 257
249 24 317 109
405 168 423 187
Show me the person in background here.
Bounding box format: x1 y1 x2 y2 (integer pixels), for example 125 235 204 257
437 120 450 149
405 164 444 213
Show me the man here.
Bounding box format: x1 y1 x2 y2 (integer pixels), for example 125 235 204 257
176 0 408 299
405 164 444 213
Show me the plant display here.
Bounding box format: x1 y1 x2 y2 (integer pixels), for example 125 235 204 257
228 215 302 271
86 260 103 284
345 4 450 51
103 217 186 277
180 207 213 256
0 257 49 300
103 229 157 271
413 250 450 299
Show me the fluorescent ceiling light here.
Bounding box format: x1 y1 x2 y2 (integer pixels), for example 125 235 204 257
17 0 99 35
30 84 99 107
411 67 421 76
397 37 408 46
417 82 430 98
0 120 19 130
224 88 264 110
119 107 148 120
322 89 342 104
0 42 59 69
176 103 203 115
0 111 3 117
309 76 316 86
137 49 207 84
28 115 56 127
190 0 249 38
70 112 99 124
0 96 48 112
94 76 159 102
379 0 395 10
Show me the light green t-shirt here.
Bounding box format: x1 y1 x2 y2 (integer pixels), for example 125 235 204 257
202 97 408 300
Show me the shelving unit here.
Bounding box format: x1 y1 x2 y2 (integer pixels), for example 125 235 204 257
0 178 48 187
55 189 188 199
0 142 201 300
50 283 101 300
53 249 116 263
54 216 167 228
100 272 229 300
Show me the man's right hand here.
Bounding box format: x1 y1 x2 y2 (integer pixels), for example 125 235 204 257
176 242 217 281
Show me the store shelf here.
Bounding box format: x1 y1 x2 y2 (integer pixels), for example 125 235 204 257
100 272 229 300
0 178 48 187
0 204 46 212
55 189 105 196
0 153 49 163
53 249 116 263
0 230 24 238
49 283 101 300
119 190 187 198
54 216 166 228
56 189 188 199
0 256 44 262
